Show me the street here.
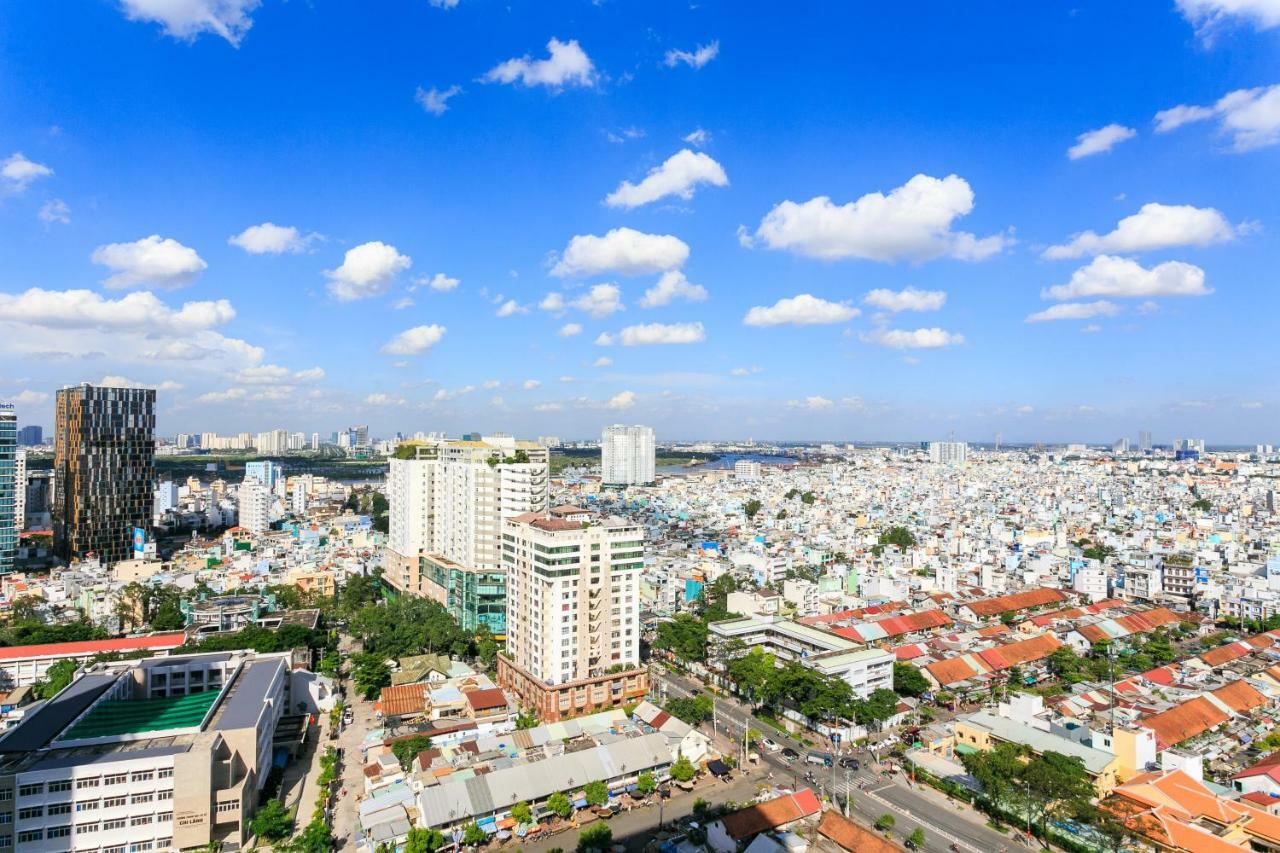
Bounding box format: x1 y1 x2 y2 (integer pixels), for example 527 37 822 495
333 635 375 852
651 666 1019 853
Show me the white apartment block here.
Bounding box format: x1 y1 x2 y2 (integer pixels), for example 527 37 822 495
601 425 655 487
1073 566 1109 602
498 507 648 720
928 441 968 465
734 459 763 480
237 479 270 535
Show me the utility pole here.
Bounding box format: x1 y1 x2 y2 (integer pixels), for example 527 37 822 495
844 766 851 817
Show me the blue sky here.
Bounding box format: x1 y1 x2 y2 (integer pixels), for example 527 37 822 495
0 1 1277 443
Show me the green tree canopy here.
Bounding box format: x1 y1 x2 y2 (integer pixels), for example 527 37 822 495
583 780 609 807
670 755 697 782
250 799 293 841
893 661 929 697
577 822 612 853
547 791 573 820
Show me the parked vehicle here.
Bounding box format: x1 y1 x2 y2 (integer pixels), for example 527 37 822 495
760 737 781 752
806 751 834 767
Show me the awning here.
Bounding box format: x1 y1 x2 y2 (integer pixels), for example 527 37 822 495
954 743 978 755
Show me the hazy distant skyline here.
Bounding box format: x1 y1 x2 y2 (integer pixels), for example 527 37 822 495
1 2 1277 442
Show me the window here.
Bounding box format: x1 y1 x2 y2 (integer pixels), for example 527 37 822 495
76 822 99 834
154 839 171 850
130 771 153 783
103 775 127 786
75 778 100 790
15 830 42 844
75 800 99 812
0 790 11 801
156 811 172 823
156 790 172 801
103 819 126 831
104 846 127 853
48 803 71 816
47 781 71 794
130 842 154 853
129 814 152 826
16 785 42 798
103 797 126 809
216 800 237 813
130 793 152 805
47 826 70 839
156 769 173 780
0 813 10 824
0 837 9 849
17 807 42 821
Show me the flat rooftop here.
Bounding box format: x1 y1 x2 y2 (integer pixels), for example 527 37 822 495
61 690 220 741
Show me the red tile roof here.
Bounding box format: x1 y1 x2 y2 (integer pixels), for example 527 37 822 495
0 632 186 662
378 684 428 718
964 587 1067 618
817 810 905 853
1199 642 1253 667
718 789 821 841
1210 680 1267 714
1140 696 1230 749
464 687 509 712
976 633 1063 671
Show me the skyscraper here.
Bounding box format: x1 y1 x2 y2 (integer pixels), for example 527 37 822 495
16 425 41 446
600 424 655 486
928 441 968 464
0 405 17 575
1139 430 1152 452
54 383 156 565
384 434 549 633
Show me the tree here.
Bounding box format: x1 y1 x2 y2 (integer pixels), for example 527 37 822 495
702 574 739 623
390 734 432 770
744 499 762 519
33 658 78 700
654 613 709 662
510 802 532 825
801 491 816 505
874 814 896 831
728 647 776 705
1191 498 1212 512
908 828 926 848
462 822 487 846
1021 751 1095 839
877 526 915 549
670 755 697 782
547 792 573 820
250 799 293 841
576 822 612 853
850 689 900 728
515 709 539 729
404 827 446 853
583 780 609 807
1048 646 1089 685
960 741 1028 814
776 509 788 520
893 661 929 697
665 695 714 725
636 771 656 796
351 651 391 699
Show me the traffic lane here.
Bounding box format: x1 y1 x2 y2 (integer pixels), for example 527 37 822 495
874 782 1016 852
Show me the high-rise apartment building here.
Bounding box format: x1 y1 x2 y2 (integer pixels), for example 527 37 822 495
384 435 549 634
600 424 655 486
54 384 156 565
928 441 968 465
255 429 289 456
244 461 282 493
13 449 24 542
238 478 271 534
0 405 16 575
16 425 41 446
498 506 649 720
1139 430 1153 452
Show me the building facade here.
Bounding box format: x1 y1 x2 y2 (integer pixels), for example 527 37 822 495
53 385 156 566
928 441 968 465
600 425 655 487
0 406 16 575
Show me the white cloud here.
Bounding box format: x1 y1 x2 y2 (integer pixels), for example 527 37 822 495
1081 324 1102 334
863 287 946 312
594 333 614 347
539 293 566 313
605 149 728 208
482 380 501 390
234 364 324 384
607 390 636 410
1067 124 1137 159
683 128 710 147
482 38 595 89
8 390 50 406
753 173 1008 262
558 322 583 337
558 375 575 383
415 84 462 116
552 227 689 277
429 0 460 7
593 356 613 367
0 288 233 333
743 294 859 327
1042 255 1210 300
365 393 407 406
118 0 260 46
570 283 624 318
228 222 317 254
326 241 411 301
433 385 476 402
862 327 965 349
787 396 833 411
640 271 708 308
1043 202 1243 258
381 324 446 356
38 199 70 225
522 379 541 390
1155 84 1280 151
98 375 184 392
412 272 460 292
605 126 645 144
731 365 763 376
664 40 719 69
293 367 325 381
534 402 563 412
1025 301 1120 323
617 322 705 346
91 235 207 290
1241 400 1266 409
1176 0 1280 37
2 153 53 192
392 297 414 310
496 299 528 317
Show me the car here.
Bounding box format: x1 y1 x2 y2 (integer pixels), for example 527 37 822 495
780 747 800 761
838 757 860 770
760 737 781 752
806 752 833 767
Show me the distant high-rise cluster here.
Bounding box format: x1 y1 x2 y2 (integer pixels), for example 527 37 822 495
601 424 655 486
929 440 968 465
53 383 156 565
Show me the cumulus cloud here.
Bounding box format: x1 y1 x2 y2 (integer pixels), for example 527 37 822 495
38 199 70 225
433 385 476 402
522 379 541 390
594 333 614 346
98 375 184 392
365 393 407 406
570 283 624 318
534 402 563 412
640 271 708 308
482 38 595 89
8 389 50 407
228 222 318 254
752 173 1008 262
731 365 763 376
415 84 462 115
1042 256 1210 300
743 294 858 326
861 327 965 349
607 390 636 410
392 297 414 310
664 40 719 69
326 241 411 301
1025 301 1120 323
786 396 833 411
616 322 705 346
539 293 566 313
234 364 324 384
1155 84 1280 151
91 235 207 290
412 272 460 292
552 227 689 277
558 322 583 337
863 287 946 312
1043 202 1244 258
593 356 613 367
1176 0 1280 37
118 0 260 46
1 152 53 192
381 324 446 356
605 149 728 208
496 299 528 317
683 128 710 147
1067 124 1137 159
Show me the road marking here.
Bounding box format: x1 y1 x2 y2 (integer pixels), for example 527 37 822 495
860 784 983 853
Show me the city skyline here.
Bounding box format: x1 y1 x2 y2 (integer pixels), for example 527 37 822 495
1 3 1278 441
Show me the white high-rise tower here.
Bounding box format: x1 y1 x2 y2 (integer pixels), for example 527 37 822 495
600 424 655 486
